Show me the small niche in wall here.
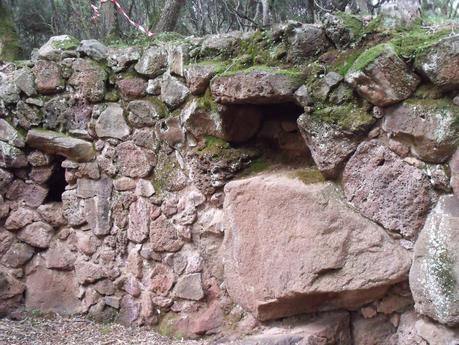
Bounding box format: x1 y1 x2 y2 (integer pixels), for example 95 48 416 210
45 157 66 203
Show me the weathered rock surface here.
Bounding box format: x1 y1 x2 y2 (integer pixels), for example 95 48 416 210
0 119 25 148
410 195 459 326
95 103 131 139
343 140 435 239
173 273 204 301
415 35 459 91
286 24 331 61
382 99 459 163
396 310 459 345
127 100 162 128
352 315 396 345
210 69 302 104
26 129 96 162
223 174 411 321
37 35 79 61
451 150 459 199
32 60 64 94
135 47 167 77
150 215 184 252
115 142 154 178
26 264 81 314
185 63 219 95
297 106 374 178
14 67 36 97
238 312 351 345
77 39 108 62
116 77 147 101
160 75 190 109
107 46 141 72
0 141 27 168
17 222 54 249
68 59 107 102
345 45 420 106
6 180 48 208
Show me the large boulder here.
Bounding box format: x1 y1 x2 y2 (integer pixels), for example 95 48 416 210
410 195 459 326
26 129 96 162
223 174 411 321
343 140 435 239
382 99 459 163
345 44 420 106
297 105 375 178
415 35 459 91
210 69 303 104
25 263 81 314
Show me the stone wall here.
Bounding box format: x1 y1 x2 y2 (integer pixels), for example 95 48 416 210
0 17 459 344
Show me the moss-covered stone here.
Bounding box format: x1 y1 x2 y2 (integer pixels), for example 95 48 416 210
51 36 79 50
311 103 374 132
348 43 391 73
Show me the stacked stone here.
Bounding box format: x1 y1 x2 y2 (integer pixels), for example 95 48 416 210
0 19 457 344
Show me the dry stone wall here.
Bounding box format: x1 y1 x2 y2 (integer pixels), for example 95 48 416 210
0 17 459 344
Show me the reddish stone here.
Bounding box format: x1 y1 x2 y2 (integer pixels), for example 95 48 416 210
116 78 147 101
149 215 184 253
343 140 435 239
128 197 151 243
5 207 42 230
32 60 63 95
115 142 155 178
146 264 175 296
25 265 81 315
1 242 34 268
68 58 107 103
17 222 54 249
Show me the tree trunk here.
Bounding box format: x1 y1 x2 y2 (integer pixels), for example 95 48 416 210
261 0 270 27
155 0 186 32
0 1 21 61
100 1 119 40
305 0 315 23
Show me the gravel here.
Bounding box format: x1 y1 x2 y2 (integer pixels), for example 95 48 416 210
0 315 209 345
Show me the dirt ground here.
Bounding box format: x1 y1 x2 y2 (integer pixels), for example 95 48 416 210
0 315 211 345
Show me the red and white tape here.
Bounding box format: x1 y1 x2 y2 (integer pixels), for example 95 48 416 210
91 0 155 37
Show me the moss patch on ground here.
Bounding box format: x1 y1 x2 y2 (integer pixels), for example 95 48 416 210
51 36 79 50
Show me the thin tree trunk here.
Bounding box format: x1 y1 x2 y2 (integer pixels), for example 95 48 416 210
155 0 186 32
261 0 270 27
305 0 315 23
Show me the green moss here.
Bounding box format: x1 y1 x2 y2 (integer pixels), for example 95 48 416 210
290 168 325 185
146 96 169 118
152 153 181 195
204 135 230 150
197 89 219 112
311 103 375 132
348 43 391 73
196 135 259 162
364 15 384 34
220 65 305 85
414 84 444 100
0 4 21 61
157 313 184 339
245 157 270 175
336 12 365 40
390 27 451 59
153 32 184 44
331 49 364 76
51 36 79 50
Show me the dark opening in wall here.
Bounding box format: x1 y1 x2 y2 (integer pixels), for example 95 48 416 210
45 157 66 203
220 102 310 166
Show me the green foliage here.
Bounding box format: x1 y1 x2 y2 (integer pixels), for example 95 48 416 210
336 12 365 40
197 89 219 112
